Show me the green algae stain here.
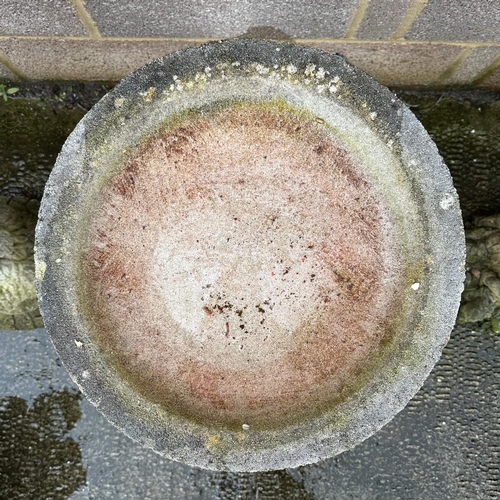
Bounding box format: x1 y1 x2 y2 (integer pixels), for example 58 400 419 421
0 98 84 198
0 196 43 330
0 390 86 499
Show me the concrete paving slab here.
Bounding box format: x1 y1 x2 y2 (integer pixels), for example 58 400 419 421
406 0 500 43
0 38 202 81
446 47 500 85
303 41 463 87
356 0 413 40
83 0 358 39
0 0 87 37
0 61 18 81
1 38 500 89
481 65 500 90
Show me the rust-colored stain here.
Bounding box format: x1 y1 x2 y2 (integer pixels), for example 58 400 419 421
82 103 404 430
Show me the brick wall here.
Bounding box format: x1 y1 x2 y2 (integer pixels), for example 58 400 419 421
1 0 499 88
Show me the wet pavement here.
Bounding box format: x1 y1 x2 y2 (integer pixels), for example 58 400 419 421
0 326 498 499
1 85 500 498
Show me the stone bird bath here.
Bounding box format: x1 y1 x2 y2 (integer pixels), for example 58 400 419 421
35 39 465 471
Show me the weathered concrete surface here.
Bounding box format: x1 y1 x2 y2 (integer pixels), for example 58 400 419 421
83 0 358 39
406 0 500 42
356 0 413 40
0 38 202 82
445 46 500 86
0 0 87 37
0 0 500 87
0 326 497 498
307 42 464 88
34 40 464 470
0 63 18 81
397 91 500 220
0 38 469 88
2 87 500 334
2 85 498 218
482 65 500 90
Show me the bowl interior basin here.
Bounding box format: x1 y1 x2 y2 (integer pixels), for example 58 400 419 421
81 101 404 431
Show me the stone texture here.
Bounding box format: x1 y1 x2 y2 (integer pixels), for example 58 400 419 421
1 37 499 88
406 0 500 43
35 39 464 471
446 47 500 85
356 0 414 40
305 41 463 86
0 0 87 37
398 92 500 220
82 102 403 431
0 38 201 81
480 65 500 89
0 62 17 81
84 0 358 38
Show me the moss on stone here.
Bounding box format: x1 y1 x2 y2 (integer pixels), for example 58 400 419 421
0 98 84 198
458 213 500 332
0 196 42 330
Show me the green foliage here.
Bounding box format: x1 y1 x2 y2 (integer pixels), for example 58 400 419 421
0 84 19 101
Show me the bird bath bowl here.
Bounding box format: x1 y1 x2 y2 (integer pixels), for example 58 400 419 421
35 39 465 471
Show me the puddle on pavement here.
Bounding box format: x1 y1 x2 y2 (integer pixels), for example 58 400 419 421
0 389 86 499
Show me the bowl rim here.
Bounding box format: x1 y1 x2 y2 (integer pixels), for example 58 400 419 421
35 38 465 472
